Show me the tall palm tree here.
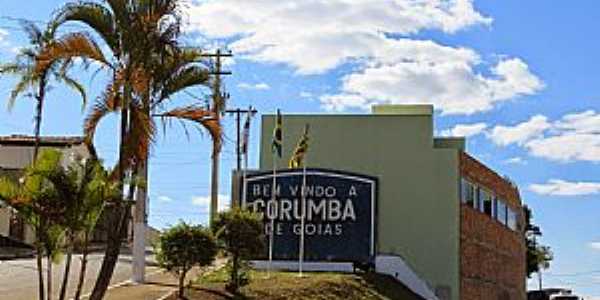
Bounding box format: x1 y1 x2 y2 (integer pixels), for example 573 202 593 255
35 1 215 298
0 20 86 160
0 20 86 300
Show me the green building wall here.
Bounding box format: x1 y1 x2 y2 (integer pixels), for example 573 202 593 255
259 105 462 300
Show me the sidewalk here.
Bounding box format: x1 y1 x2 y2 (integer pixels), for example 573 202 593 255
100 270 177 300
93 259 227 300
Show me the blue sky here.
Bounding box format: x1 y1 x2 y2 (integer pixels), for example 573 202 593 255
1 0 599 297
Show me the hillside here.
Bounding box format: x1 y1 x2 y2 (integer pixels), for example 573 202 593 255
169 269 425 300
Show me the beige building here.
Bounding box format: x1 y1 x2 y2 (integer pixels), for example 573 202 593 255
0 135 94 245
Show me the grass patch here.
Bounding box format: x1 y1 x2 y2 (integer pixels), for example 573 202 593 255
176 268 424 300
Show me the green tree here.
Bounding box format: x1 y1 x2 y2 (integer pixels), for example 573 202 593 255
0 20 85 300
0 150 67 300
41 155 118 300
156 222 218 298
212 208 264 293
0 150 118 300
33 2 212 298
524 205 553 285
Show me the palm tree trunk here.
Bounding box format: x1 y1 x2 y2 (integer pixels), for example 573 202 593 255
33 80 46 300
58 232 74 300
90 103 130 300
35 237 45 300
74 231 89 300
47 254 53 300
89 203 130 300
33 78 46 162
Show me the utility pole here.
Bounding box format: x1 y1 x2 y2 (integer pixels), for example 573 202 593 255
226 106 258 170
204 49 233 225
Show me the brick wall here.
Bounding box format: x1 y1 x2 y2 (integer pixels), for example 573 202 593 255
459 153 526 300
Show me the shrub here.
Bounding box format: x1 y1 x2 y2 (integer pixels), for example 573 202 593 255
212 207 264 293
156 222 218 298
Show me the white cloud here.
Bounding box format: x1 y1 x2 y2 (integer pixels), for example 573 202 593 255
323 55 543 114
490 110 600 162
191 194 230 213
237 82 270 90
590 242 600 251
529 179 600 196
157 195 173 203
184 1 544 115
439 122 487 138
0 29 10 49
503 157 526 165
299 91 313 98
525 133 600 162
489 115 550 146
186 0 491 74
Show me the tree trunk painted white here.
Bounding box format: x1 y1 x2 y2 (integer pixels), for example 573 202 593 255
47 256 52 300
132 163 148 283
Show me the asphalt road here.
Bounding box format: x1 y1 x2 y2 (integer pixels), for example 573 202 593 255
0 253 161 300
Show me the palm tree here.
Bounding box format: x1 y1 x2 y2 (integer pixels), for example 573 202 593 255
0 150 69 300
0 20 86 160
0 21 86 300
49 156 118 300
35 1 215 298
0 150 118 300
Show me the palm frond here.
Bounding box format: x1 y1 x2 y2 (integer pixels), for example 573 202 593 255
155 106 222 153
57 72 87 111
54 1 119 55
0 62 28 77
18 20 43 46
7 73 37 111
84 80 121 145
36 32 110 76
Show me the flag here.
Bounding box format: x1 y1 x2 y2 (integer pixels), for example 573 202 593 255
289 124 310 168
271 109 283 157
241 112 251 155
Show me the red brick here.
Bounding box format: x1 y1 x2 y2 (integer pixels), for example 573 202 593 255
459 153 526 300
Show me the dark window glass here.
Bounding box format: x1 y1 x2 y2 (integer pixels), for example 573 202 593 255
461 178 475 207
478 188 492 215
507 208 518 231
497 199 507 225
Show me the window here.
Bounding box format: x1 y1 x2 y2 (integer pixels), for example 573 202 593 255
496 199 507 225
460 178 475 207
478 188 493 215
507 207 518 231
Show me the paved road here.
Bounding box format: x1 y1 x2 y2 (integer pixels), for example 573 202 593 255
0 252 161 300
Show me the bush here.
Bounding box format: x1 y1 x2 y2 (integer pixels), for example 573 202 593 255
156 222 218 298
212 208 264 293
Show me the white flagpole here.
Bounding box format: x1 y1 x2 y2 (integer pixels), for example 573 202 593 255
268 154 277 277
241 112 251 208
298 160 307 277
241 156 248 208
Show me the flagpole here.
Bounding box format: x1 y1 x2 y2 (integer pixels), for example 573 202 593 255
241 109 251 208
268 153 277 277
241 155 248 208
299 159 307 277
